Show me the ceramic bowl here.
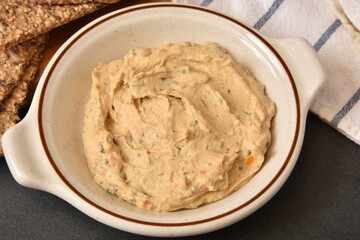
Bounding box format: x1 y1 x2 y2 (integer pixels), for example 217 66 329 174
2 3 325 237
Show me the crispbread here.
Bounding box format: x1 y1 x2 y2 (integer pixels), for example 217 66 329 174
0 34 47 104
38 0 120 4
0 35 47 156
0 0 106 50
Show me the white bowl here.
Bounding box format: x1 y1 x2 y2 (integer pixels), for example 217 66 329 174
2 3 325 237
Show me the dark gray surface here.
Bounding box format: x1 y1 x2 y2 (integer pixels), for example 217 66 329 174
1 112 359 239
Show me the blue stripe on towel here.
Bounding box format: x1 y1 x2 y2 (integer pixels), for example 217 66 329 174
253 0 285 30
200 0 213 7
331 87 360 126
313 19 342 52
312 18 356 126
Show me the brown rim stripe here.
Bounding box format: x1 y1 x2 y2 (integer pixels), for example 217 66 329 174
38 4 300 227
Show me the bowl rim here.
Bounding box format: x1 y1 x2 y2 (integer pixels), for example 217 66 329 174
37 3 300 227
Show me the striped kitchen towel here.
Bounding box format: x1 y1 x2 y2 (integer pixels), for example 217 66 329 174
173 0 360 145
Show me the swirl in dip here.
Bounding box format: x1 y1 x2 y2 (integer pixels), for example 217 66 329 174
83 42 275 212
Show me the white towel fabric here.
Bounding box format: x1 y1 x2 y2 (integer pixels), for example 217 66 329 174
173 0 360 145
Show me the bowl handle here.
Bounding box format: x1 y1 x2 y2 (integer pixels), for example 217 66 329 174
2 116 61 191
267 37 326 111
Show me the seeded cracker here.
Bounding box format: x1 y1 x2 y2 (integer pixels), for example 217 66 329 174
37 0 120 4
0 34 47 156
0 34 47 104
0 0 106 50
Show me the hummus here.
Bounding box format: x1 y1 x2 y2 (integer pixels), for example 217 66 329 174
83 42 275 212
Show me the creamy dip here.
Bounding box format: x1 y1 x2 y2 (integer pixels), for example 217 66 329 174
83 42 275 212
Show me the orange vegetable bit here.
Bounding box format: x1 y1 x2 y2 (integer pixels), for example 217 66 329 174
199 170 207 174
181 41 193 46
246 156 254 166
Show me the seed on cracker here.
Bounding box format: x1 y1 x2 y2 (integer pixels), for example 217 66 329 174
37 0 120 4
0 0 106 50
0 34 48 104
0 34 47 156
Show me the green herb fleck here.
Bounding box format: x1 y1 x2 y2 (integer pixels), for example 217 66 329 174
200 98 207 107
97 143 105 153
100 159 108 165
181 66 191 74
